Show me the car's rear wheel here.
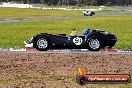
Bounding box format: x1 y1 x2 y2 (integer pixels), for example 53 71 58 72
87 36 102 51
33 36 49 51
90 14 92 16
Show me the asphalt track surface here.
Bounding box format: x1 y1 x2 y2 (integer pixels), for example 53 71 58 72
0 10 132 22
0 16 73 22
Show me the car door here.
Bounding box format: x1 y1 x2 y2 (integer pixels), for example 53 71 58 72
67 36 86 49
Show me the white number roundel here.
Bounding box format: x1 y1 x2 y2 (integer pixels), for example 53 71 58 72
73 37 83 45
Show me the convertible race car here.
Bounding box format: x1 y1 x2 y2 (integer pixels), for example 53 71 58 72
24 29 117 51
83 10 95 16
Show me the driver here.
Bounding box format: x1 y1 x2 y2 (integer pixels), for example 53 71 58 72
82 28 90 38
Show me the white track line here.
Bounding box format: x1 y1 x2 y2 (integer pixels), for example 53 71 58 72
0 48 132 54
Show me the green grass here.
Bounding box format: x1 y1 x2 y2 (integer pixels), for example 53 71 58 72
0 8 132 48
0 15 132 48
0 8 81 18
0 7 130 18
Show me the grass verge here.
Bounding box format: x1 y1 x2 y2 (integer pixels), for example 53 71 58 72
0 15 132 48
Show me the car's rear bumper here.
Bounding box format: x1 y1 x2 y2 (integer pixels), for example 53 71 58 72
107 33 117 46
107 39 117 47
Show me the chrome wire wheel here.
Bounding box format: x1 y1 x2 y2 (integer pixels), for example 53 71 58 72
37 38 48 49
88 39 100 50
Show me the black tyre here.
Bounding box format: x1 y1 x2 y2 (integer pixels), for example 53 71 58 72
33 36 49 51
76 76 87 85
91 11 95 15
87 36 102 51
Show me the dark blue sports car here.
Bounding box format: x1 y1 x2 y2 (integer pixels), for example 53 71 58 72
24 29 117 51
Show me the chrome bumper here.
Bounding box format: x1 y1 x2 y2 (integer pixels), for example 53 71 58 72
24 41 33 48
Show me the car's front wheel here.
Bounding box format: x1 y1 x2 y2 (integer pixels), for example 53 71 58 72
87 36 102 51
33 36 49 51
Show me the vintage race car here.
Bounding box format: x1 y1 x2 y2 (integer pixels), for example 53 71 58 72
24 29 117 51
83 10 95 16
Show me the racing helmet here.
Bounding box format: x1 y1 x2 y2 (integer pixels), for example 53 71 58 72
83 28 90 35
